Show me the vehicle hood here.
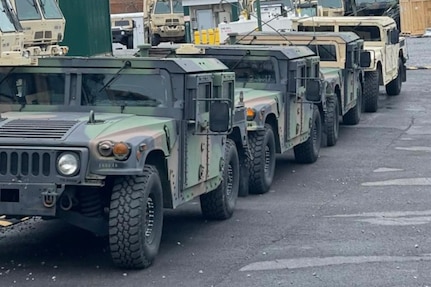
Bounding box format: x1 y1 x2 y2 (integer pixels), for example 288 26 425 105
235 88 281 108
0 112 174 146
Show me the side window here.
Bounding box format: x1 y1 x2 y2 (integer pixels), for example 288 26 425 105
197 83 211 114
222 81 234 101
301 66 306 87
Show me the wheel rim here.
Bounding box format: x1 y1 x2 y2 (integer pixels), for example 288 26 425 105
145 196 156 244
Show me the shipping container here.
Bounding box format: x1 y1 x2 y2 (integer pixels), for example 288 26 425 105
400 0 431 36
59 0 113 56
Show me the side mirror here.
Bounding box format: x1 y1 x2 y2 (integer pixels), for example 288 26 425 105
360 51 371 67
209 101 230 132
305 79 321 102
391 30 400 44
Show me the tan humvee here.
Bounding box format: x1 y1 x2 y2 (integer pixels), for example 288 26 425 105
292 16 408 112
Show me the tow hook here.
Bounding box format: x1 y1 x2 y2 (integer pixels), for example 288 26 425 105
42 189 59 208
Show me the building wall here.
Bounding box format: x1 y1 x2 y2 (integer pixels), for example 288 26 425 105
110 0 143 14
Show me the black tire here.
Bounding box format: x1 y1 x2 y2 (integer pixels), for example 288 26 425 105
325 95 339 147
126 36 134 49
238 147 251 197
151 34 161 46
248 124 276 194
343 83 362 125
385 59 402 96
294 105 322 164
109 166 164 269
363 71 379 113
200 139 239 220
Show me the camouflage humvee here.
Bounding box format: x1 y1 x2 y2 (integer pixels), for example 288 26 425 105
230 31 371 146
147 44 323 195
293 16 408 112
0 56 244 269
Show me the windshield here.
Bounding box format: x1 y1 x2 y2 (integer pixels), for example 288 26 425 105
308 45 337 61
0 72 66 105
39 0 63 19
340 25 381 41
172 0 183 13
0 1 17 32
218 58 277 84
297 7 317 16
318 0 343 8
81 73 169 107
114 20 131 27
15 0 42 20
154 0 171 14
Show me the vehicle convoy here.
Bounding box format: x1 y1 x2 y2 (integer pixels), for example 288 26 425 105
0 56 245 269
148 44 323 195
144 0 185 46
293 16 407 112
9 0 68 56
230 31 371 146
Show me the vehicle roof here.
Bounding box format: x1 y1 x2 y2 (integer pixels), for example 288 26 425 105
295 16 396 27
196 45 316 60
233 31 362 44
32 56 229 74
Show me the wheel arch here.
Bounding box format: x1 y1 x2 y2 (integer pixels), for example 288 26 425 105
376 61 383 85
265 113 280 153
145 149 172 208
334 85 342 116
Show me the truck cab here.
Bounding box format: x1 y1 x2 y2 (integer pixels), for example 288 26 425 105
10 0 68 56
0 56 242 269
293 16 408 112
148 44 323 195
230 31 370 145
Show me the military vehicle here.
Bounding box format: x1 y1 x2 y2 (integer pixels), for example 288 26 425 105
0 56 244 269
293 16 407 112
148 44 323 195
144 0 185 46
230 31 371 146
0 0 36 66
10 0 68 56
111 17 135 49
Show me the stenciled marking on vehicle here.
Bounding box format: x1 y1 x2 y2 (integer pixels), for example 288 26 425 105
239 254 431 271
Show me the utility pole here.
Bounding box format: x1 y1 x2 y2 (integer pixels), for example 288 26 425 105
256 0 262 31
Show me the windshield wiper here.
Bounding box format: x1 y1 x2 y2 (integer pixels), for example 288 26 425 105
98 60 131 93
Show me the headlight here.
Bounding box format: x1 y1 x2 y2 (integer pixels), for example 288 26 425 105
247 108 256 121
113 142 131 161
57 153 79 176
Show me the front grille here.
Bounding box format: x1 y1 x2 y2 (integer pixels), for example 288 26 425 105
0 150 53 177
0 120 78 139
165 18 180 26
34 31 43 39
